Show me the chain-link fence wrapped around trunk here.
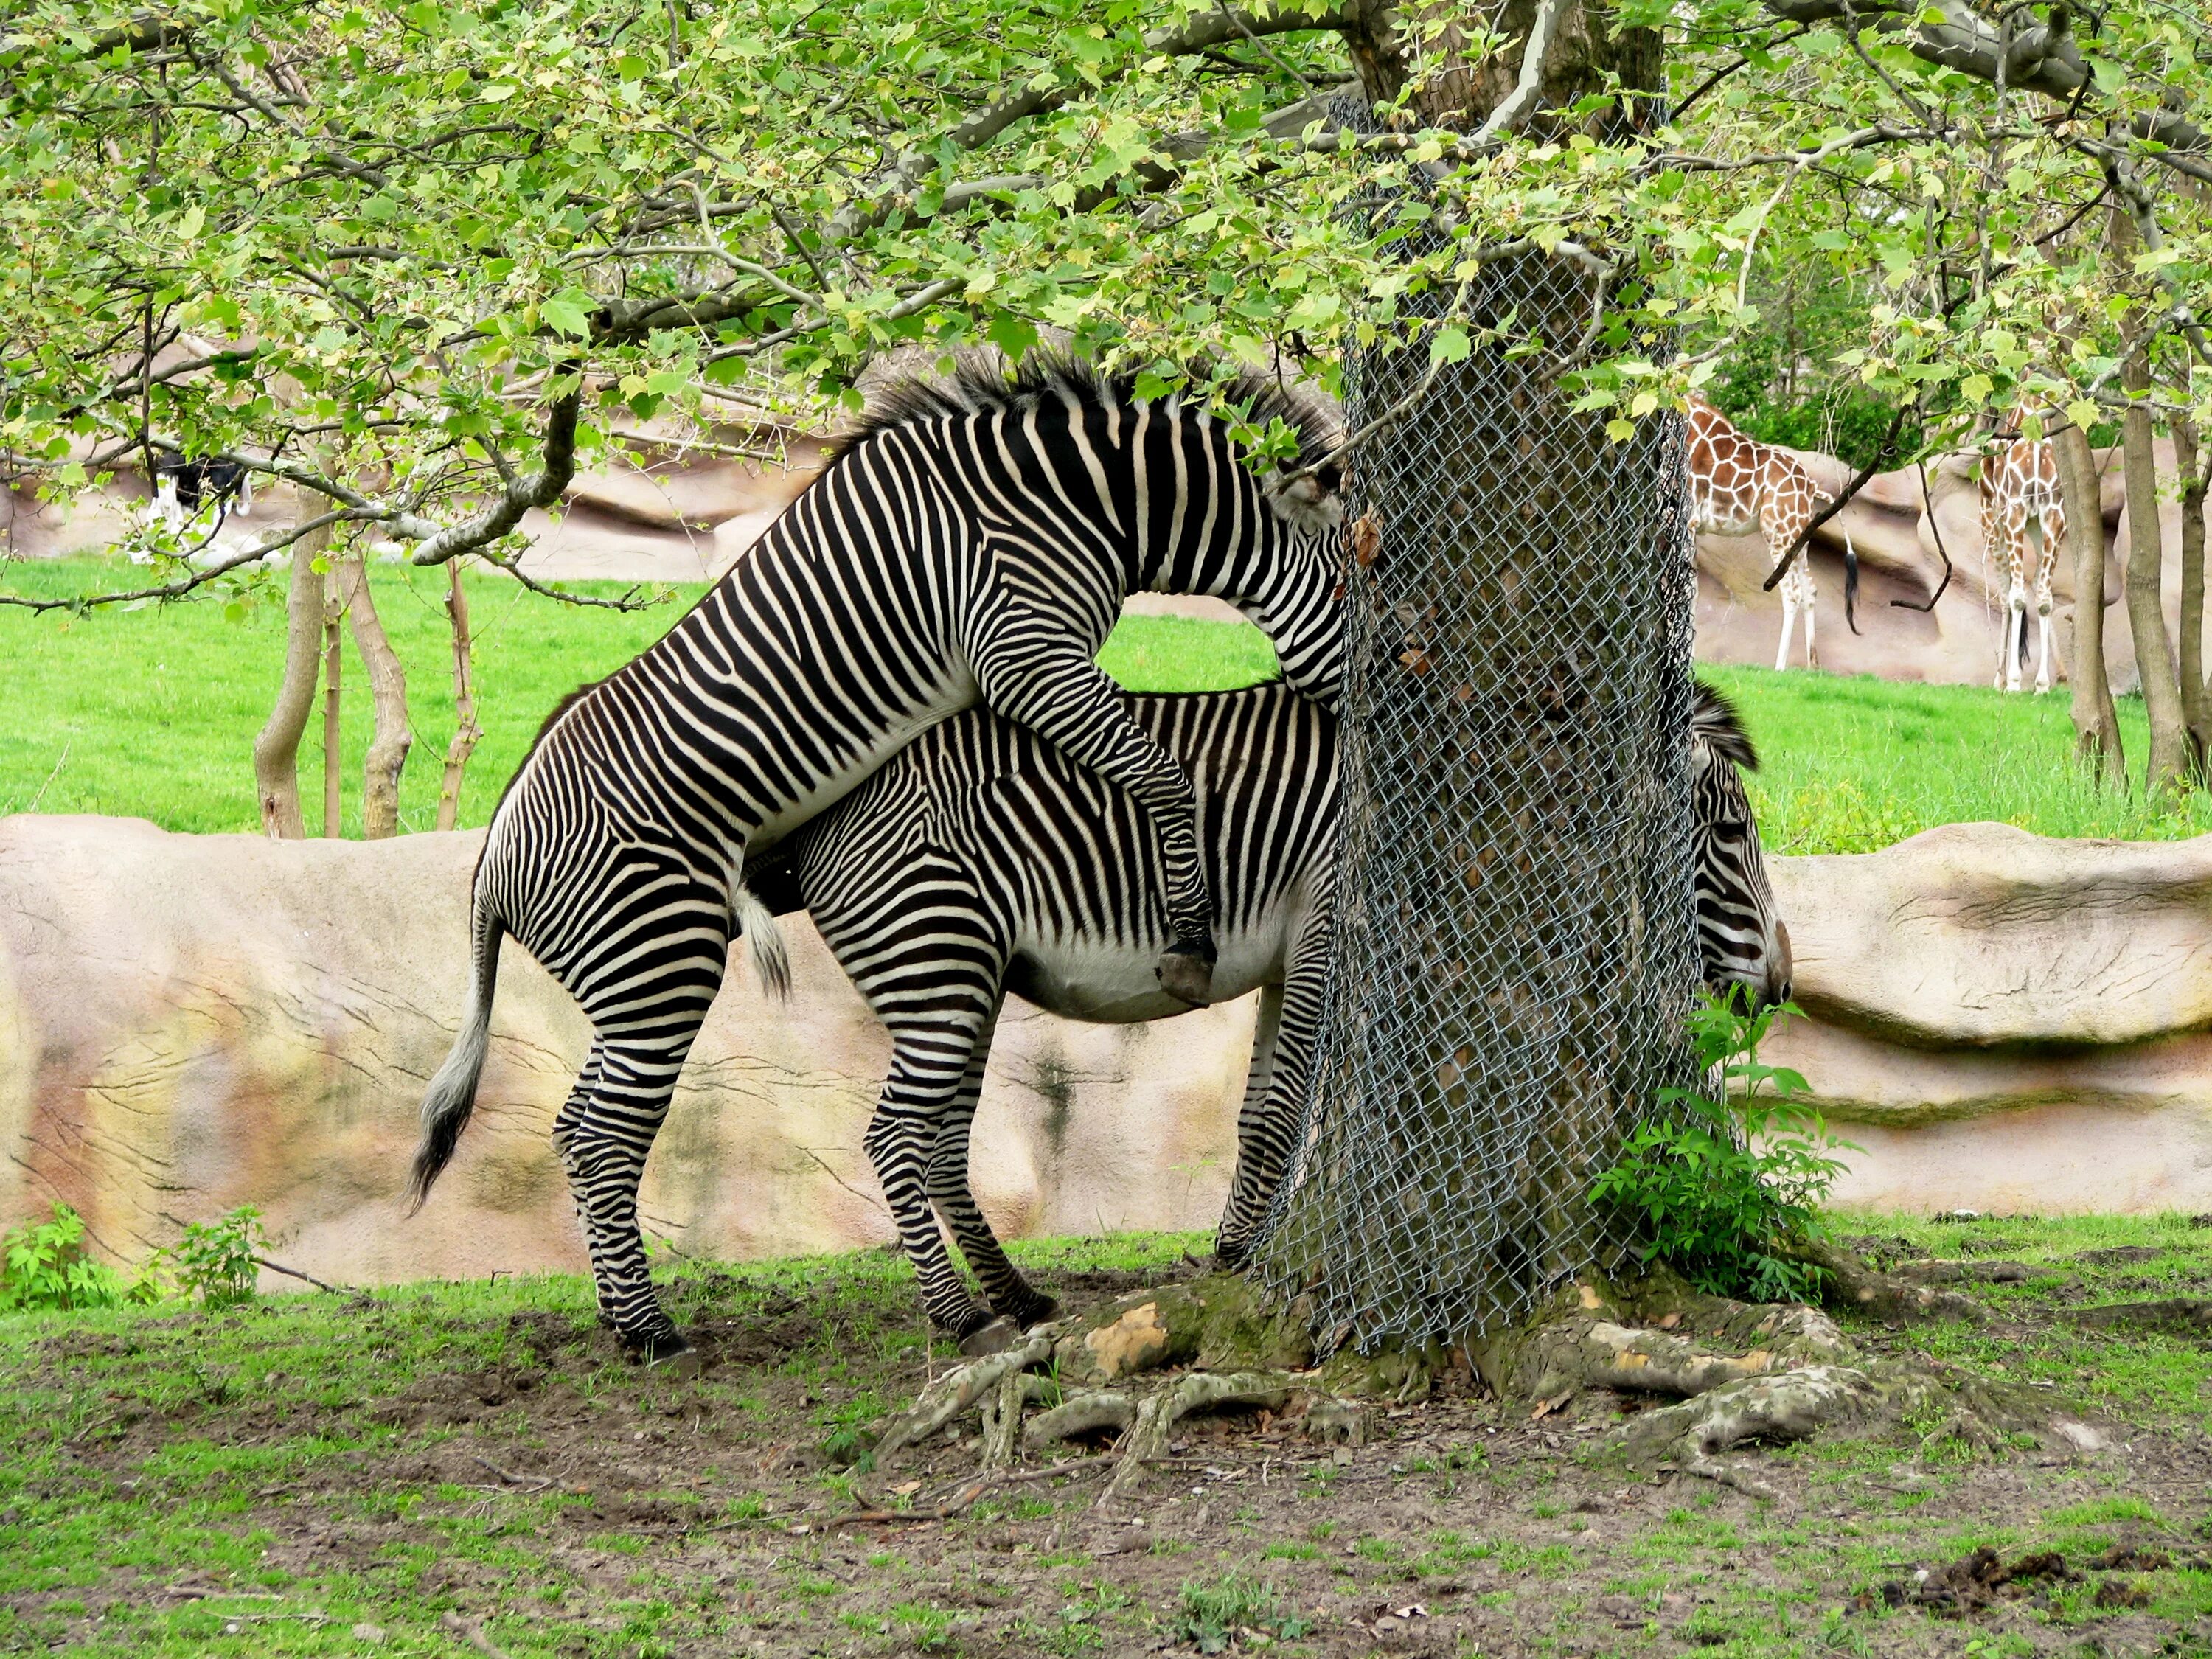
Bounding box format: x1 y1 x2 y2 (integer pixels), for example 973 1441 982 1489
1252 246 1702 1353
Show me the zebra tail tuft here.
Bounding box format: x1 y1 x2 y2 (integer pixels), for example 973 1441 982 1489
407 905 504 1214
734 883 793 1002
1843 527 1862 636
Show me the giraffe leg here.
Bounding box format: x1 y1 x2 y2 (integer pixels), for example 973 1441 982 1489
1775 594 1798 672
1800 564 1818 671
2005 582 2028 693
2030 515 2057 694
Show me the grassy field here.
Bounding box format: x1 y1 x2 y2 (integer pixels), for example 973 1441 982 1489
4 553 2207 852
1705 665 2212 854
0 560 1278 838
4 1213 2212 1656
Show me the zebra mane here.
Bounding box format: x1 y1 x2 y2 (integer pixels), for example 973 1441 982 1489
838 350 1344 476
1691 680 1759 772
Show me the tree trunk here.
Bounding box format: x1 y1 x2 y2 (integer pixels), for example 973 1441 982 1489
437 563 483 832
1256 0 1691 1349
321 585 344 838
251 515 330 838
2056 425 2124 786
2177 417 2209 774
340 552 412 838
2121 350 2188 799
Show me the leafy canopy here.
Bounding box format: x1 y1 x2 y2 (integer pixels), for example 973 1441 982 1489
1 0 2206 596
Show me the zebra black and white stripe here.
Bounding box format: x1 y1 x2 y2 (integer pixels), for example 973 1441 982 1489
742 678 1791 1346
406 357 1349 1361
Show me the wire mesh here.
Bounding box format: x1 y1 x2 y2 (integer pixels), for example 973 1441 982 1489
1252 243 1703 1352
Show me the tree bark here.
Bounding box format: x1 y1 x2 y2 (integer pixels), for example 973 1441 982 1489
2177 417 2209 775
321 585 344 838
2056 424 2125 787
340 552 412 838
1257 0 1693 1347
2120 349 2188 799
251 515 332 838
437 562 483 832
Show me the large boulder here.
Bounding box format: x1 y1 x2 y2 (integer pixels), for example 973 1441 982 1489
1768 823 2212 1214
0 816 1252 1285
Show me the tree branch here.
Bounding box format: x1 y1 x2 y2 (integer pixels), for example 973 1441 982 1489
1761 0 2212 184
408 378 582 566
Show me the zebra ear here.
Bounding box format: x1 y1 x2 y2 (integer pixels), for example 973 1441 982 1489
1264 464 1344 536
1691 681 1759 771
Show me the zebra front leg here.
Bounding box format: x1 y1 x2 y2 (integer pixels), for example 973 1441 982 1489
1216 897 1329 1269
863 1020 1005 1349
968 618 1217 1005
921 1006 1060 1336
1212 981 1282 1270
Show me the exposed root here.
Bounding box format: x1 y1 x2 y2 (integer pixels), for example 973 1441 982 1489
2064 1298 2212 1333
873 1331 1056 1462
1784 1237 1988 1324
1103 1371 1298 1500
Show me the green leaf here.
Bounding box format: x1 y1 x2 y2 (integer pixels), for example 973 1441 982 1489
1428 325 1470 366
540 291 594 339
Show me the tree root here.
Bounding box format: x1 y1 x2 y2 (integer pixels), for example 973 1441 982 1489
868 1283 1370 1497
866 1253 2091 1501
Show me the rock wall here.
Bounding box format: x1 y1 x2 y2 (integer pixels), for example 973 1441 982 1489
0 815 1253 1285
6 815 2212 1287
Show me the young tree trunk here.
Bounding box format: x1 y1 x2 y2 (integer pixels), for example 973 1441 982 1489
251 514 331 838
2121 350 2189 799
437 561 483 832
340 552 412 838
2177 417 2210 774
2056 424 2126 785
321 585 345 838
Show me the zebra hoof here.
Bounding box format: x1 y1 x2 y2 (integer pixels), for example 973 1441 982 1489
1013 1294 1059 1329
1155 945 1216 1007
958 1315 1023 1357
644 1343 703 1380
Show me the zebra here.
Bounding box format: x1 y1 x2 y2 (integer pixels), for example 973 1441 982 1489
736 677 1791 1350
406 355 1349 1363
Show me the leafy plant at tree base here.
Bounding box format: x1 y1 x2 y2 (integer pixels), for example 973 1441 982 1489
1175 1571 1311 1655
153 1207 268 1309
0 1203 150 1313
1593 992 1857 1305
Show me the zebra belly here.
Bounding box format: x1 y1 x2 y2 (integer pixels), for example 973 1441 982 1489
1003 913 1291 1024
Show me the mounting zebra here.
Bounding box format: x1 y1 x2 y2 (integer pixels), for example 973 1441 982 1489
737 678 1790 1351
406 357 1348 1364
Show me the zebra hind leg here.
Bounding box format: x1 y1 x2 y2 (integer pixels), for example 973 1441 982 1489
863 1022 1005 1349
555 947 725 1367
922 1017 1059 1338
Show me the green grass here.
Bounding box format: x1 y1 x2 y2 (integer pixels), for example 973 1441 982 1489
0 557 1279 837
1707 664 2212 852
5 553 2205 854
7 1216 2212 1655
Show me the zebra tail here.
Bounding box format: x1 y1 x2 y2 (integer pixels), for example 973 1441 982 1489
1843 527 1861 636
734 883 793 1002
407 903 505 1212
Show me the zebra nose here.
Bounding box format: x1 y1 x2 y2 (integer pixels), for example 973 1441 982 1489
1769 919 1795 1009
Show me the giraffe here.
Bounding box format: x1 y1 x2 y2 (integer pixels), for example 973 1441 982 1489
1978 431 2066 694
1687 395 1852 672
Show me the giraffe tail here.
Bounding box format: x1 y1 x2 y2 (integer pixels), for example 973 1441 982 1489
1843 526 1861 636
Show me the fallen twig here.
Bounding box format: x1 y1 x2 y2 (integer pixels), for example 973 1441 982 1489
825 1461 1105 1528
440 1611 515 1659
252 1256 365 1299
467 1453 554 1492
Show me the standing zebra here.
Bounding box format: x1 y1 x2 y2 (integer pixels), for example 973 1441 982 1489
738 678 1791 1349
406 357 1347 1363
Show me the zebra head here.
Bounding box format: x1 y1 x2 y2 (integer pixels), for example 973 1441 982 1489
1691 681 1792 1014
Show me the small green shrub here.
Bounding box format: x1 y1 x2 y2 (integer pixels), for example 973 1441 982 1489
153 1207 268 1307
0 1203 149 1312
1174 1571 1310 1655
1592 991 1857 1304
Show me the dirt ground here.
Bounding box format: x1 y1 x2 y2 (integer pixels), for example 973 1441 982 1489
6 1220 2212 1657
